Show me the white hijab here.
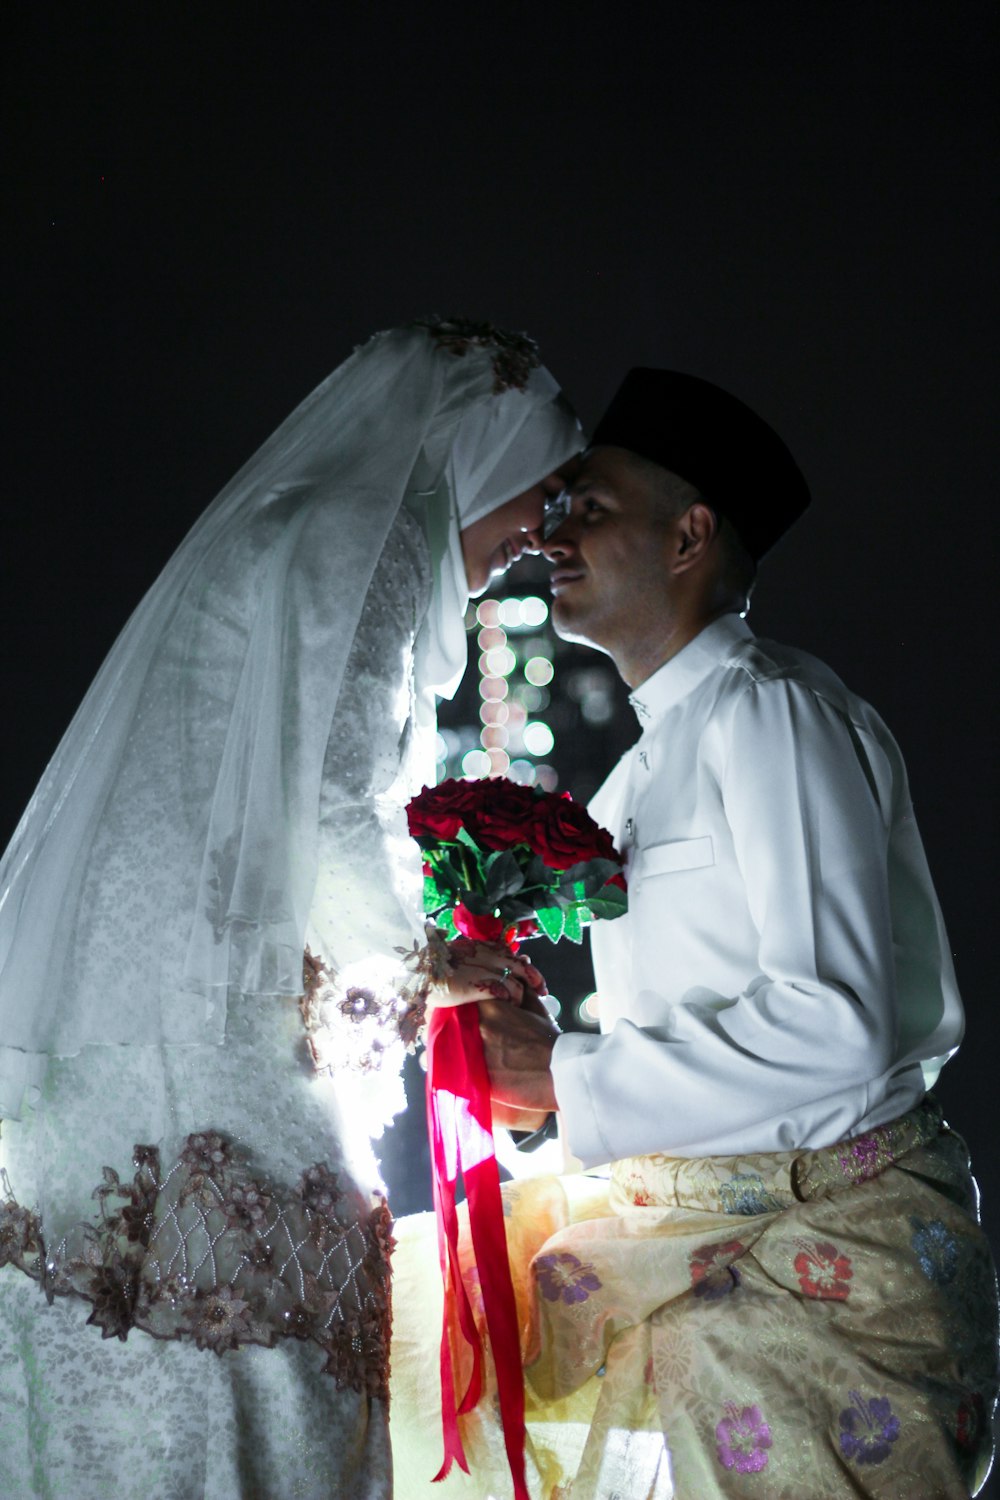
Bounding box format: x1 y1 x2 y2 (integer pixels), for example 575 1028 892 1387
0 323 582 1116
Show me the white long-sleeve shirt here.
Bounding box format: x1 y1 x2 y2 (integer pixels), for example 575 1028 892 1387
551 614 963 1167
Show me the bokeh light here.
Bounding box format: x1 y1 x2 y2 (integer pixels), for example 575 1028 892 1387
495 595 549 630
508 759 537 786
476 599 500 627
523 721 555 756
497 597 523 628
575 993 600 1029
520 596 549 627
480 701 509 726
461 749 491 778
524 656 554 687
512 683 545 712
535 764 559 792
485 646 517 677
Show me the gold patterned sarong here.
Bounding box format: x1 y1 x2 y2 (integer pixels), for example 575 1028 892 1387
390 1099 998 1498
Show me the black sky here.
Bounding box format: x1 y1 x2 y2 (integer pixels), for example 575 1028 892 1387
3 4 997 1243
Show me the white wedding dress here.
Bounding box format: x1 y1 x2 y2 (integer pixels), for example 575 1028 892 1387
0 510 430 1498
0 323 581 1498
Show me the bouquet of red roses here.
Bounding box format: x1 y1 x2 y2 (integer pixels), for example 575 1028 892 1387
406 777 627 1499
406 776 627 948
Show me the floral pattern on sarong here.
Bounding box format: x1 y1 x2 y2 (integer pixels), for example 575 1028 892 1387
793 1238 853 1300
838 1390 900 1465
910 1215 959 1286
718 1172 786 1216
716 1401 772 1473
690 1240 745 1301
534 1252 602 1306
391 1102 999 1499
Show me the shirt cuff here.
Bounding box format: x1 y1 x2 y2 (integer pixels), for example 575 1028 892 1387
551 1031 612 1168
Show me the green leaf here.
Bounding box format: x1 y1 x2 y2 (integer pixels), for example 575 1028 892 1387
522 853 551 887
531 888 563 910
455 826 482 853
458 890 497 917
484 850 526 904
434 851 471 889
496 896 539 924
535 904 566 942
596 881 628 908
562 904 584 943
587 889 628 920
556 859 623 898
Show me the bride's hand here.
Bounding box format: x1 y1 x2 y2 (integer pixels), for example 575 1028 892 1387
430 937 547 1009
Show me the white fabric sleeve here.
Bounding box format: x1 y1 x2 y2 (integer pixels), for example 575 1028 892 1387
552 678 902 1164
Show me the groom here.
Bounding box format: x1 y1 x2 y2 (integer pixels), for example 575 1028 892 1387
440 369 998 1495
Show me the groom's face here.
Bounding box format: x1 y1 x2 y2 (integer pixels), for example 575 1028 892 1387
541 447 676 654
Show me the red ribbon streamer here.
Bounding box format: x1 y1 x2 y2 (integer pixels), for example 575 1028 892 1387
426 1003 529 1500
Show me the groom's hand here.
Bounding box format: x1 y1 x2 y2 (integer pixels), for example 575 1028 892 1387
475 998 558 1115
429 937 558 1115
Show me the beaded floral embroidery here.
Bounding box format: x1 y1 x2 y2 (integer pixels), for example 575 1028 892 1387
298 927 448 1077
411 317 542 393
299 948 420 1080
0 1135 393 1401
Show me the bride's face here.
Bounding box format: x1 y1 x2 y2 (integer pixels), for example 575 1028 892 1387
461 469 574 596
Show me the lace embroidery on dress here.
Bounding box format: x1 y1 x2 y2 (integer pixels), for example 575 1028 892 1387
298 928 451 1080
410 316 541 393
0 1135 393 1402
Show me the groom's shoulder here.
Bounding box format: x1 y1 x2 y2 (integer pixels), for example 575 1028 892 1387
727 633 845 692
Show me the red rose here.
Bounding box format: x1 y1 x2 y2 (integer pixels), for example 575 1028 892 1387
453 903 505 943
528 790 621 870
463 779 538 852
407 779 482 842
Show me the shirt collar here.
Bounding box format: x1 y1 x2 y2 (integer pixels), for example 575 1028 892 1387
629 614 754 724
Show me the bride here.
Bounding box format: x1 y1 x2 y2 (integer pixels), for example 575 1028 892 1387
0 319 581 1498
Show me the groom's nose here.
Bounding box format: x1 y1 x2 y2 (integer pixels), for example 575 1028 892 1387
540 523 577 560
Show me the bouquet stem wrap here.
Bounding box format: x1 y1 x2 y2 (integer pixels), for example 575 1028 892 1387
425 1002 529 1500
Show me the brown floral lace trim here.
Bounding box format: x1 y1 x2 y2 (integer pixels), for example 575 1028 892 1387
298 929 451 1079
411 316 542 393
0 1133 394 1402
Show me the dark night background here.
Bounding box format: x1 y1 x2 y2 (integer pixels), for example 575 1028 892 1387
3 0 997 1277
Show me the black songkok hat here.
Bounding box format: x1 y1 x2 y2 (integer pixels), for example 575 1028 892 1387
590 369 810 561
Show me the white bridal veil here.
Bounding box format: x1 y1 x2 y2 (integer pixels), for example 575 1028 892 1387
0 322 582 1116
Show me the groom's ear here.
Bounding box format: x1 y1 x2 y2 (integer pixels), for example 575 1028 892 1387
671 502 718 574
